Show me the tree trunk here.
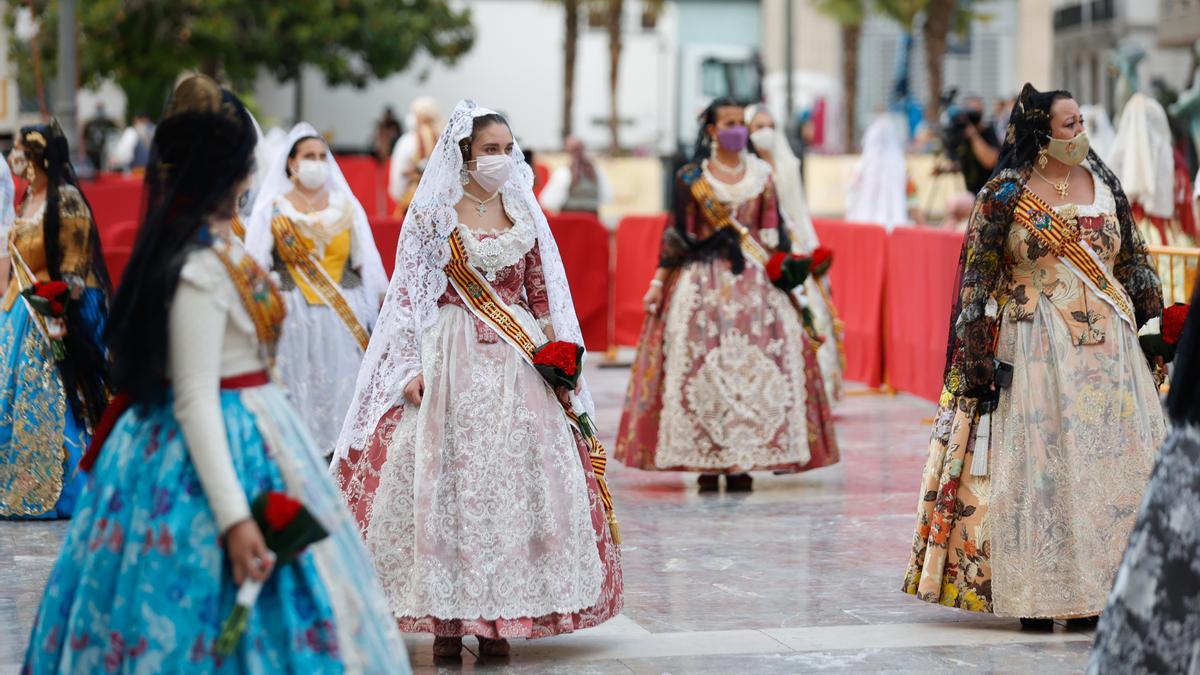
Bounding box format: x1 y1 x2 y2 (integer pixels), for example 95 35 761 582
562 0 579 142
293 72 304 125
923 0 956 125
607 0 623 153
841 22 860 151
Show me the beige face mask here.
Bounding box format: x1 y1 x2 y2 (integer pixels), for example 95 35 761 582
1045 129 1089 166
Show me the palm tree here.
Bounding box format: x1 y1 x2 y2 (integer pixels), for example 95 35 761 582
603 0 624 153
561 0 581 141
815 0 867 150
921 0 958 124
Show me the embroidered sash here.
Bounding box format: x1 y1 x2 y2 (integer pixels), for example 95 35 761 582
231 214 246 240
7 238 59 350
271 215 370 351
1012 188 1135 328
689 176 771 267
689 175 823 346
444 228 620 544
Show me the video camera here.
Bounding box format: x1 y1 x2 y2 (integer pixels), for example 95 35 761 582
938 88 984 168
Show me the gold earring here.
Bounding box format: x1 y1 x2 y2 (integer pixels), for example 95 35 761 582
1037 147 1049 169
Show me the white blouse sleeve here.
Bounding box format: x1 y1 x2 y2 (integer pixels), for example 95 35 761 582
170 254 251 533
388 133 417 202
538 166 572 212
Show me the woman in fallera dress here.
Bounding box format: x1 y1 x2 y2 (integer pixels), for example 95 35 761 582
902 83 1165 628
333 100 623 659
245 123 388 456
745 104 845 405
22 76 408 673
0 122 110 520
615 97 838 493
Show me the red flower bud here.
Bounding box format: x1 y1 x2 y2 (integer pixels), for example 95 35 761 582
263 491 302 531
765 252 786 282
49 300 64 315
35 281 69 300
533 341 581 377
1162 303 1189 346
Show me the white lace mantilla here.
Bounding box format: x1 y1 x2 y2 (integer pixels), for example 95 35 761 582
702 155 772 208
456 197 537 281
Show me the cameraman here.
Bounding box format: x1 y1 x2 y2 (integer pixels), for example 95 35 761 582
950 96 1001 194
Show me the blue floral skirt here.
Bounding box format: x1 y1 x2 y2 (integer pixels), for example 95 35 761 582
23 384 408 674
0 289 105 519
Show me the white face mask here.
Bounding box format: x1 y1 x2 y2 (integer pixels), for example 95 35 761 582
750 127 777 152
469 154 513 194
294 159 329 190
9 149 27 178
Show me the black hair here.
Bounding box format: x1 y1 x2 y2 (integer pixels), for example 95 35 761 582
990 83 1073 178
691 96 745 163
106 77 258 405
458 113 510 163
19 122 112 427
284 134 324 178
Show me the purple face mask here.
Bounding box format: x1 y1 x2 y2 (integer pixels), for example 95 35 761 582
716 125 749 152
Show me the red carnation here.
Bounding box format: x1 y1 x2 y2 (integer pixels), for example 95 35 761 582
765 252 787 282
533 341 580 377
812 246 833 276
262 491 302 531
49 300 64 315
1162 303 1189 346
35 281 69 300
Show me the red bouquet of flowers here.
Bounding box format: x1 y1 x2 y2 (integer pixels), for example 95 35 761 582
215 491 329 655
765 252 811 293
20 280 70 361
1139 303 1190 363
533 340 584 391
811 246 834 278
532 340 600 437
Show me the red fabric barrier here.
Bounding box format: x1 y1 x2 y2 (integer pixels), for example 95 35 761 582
813 219 888 387
369 217 405 278
885 227 964 402
102 220 140 249
338 156 384 218
547 212 610 351
613 215 666 346
105 245 134 288
79 178 143 233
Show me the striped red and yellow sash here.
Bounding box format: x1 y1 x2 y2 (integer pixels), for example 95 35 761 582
444 229 620 544
231 214 246 240
1012 189 1135 326
689 176 771 268
272 215 370 351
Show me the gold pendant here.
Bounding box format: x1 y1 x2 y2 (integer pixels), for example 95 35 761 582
1054 181 1069 199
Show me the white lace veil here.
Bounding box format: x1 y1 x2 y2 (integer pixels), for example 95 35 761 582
0 156 14 243
746 104 819 252
332 99 596 460
244 122 389 301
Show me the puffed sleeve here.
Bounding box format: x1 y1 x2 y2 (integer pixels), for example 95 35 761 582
944 176 1016 399
524 240 553 330
56 186 95 281
1111 194 1164 327
170 250 251 533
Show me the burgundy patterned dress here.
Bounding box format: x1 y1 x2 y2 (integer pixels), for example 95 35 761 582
617 158 838 474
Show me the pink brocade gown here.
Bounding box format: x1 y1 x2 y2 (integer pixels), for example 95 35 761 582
335 223 622 638
616 161 839 474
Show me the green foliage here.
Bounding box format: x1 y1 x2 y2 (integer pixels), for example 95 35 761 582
815 0 867 26
8 1 475 119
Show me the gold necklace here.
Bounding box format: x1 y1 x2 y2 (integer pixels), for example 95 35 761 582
1033 166 1073 199
463 188 499 217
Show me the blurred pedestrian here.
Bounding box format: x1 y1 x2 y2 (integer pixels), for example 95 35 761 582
110 111 156 172
372 105 402 162
81 103 117 173
539 137 612 214
388 96 442 216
